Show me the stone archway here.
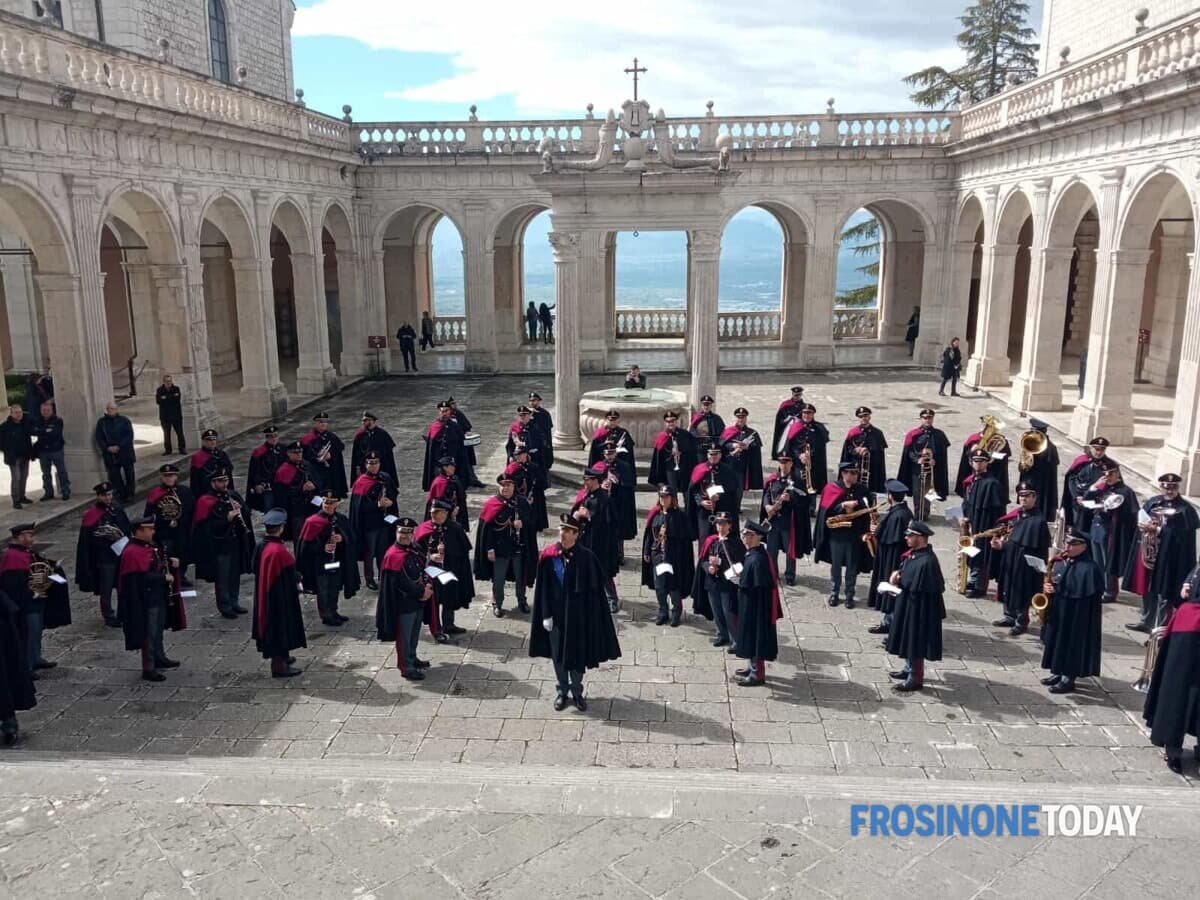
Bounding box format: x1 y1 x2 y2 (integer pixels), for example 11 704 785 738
320 202 361 375
719 201 808 348
966 188 1032 387
271 198 334 396
492 202 551 354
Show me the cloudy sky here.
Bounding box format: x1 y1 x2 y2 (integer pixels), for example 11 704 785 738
292 0 1045 122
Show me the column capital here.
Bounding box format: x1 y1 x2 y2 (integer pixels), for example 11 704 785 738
228 257 268 274
1110 248 1155 267
1031 177 1053 196
985 242 1022 256
688 229 721 259
34 272 80 294
64 175 100 201
462 199 490 216
1099 166 1126 187
548 230 581 262
1040 246 1076 262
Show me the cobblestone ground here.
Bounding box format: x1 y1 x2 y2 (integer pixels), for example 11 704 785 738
5 369 1190 786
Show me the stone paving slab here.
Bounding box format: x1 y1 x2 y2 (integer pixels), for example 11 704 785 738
7 370 1195 788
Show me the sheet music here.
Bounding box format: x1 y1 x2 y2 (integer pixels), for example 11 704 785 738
958 545 982 558
49 574 67 584
1024 554 1047 573
655 563 674 576
384 515 399 524
311 495 325 507
877 581 902 595
111 537 130 556
706 485 725 498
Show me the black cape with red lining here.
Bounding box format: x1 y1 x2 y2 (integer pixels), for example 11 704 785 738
783 420 830 493
759 472 812 560
191 492 254 582
1018 435 1060 521
351 425 398 483
251 536 306 659
587 424 636 472
954 433 1011 502
691 532 746 620
595 457 637 540
375 543 427 640
116 539 167 652
74 502 130 594
772 399 806 456
528 542 621 671
190 446 234 499
840 424 889 493
647 429 698 487
301 428 348 498
246 441 287 512
885 545 946 661
721 425 764 491
1144 591 1200 750
473 495 538 585
867 502 913 613
0 592 34 719
685 462 740 537
1122 496 1198 602
414 518 475 609
145 484 195 568
571 486 620 578
896 425 950 500
812 482 872 573
297 512 360 598
1040 549 1106 677
995 509 1050 608
505 460 549 533
640 505 695 597
0 545 71 629
422 418 465 491
735 544 781 661
348 472 398 565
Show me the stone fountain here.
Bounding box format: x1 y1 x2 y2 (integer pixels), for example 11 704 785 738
578 387 693 447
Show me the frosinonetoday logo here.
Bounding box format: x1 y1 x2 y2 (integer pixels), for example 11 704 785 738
850 804 1143 837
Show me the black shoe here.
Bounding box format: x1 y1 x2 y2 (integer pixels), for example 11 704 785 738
61 495 70 501
608 599 620 614
734 667 752 677
1125 623 1151 633
655 612 669 626
572 694 587 712
155 658 181 669
951 392 961 397
1008 624 1027 637
336 614 350 624
415 659 431 669
737 676 766 687
32 659 56 670
12 502 21 510
517 600 530 614
938 391 945 397
713 637 730 647
365 580 379 591
287 656 296 664
726 645 738 655
272 666 302 678
784 574 796 586
1 723 16 746
828 595 840 607
669 608 681 627
888 670 909 680
1040 674 1062 686
220 610 239 620
845 597 855 610
1167 756 1184 775
893 679 923 692
434 633 450 644
469 481 486 489
553 693 568 711
867 624 889 635
1048 679 1076 694
104 616 122 628
401 670 426 681
321 617 342 627
492 604 504 618
965 590 986 599
233 605 249 615
444 625 466 635
992 618 1015 627
142 670 166 682
39 495 52 502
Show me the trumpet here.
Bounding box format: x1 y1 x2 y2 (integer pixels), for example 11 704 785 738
853 435 870 485
798 441 816 495
671 435 681 473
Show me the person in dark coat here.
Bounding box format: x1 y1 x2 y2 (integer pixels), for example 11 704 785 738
840 406 888 495
537 302 555 343
447 397 484 489
117 516 181 682
0 404 36 511
252 509 306 678
1124 473 1199 633
155 374 185 454
1143 565 1200 773
94 402 136 502
348 452 398 590
191 472 254 619
246 425 286 513
422 402 465 492
771 386 805 458
938 337 962 396
414 501 474 636
302 412 348 499
687 443 740 544
425 456 469 529
505 449 548 534
623 365 646 389
721 407 763 507
1083 459 1138 602
0 587 35 745
1040 529 1105 694
507 405 551 483
641 487 695 627
1016 418 1059 522
271 442 315 541
474 475 537 617
814 462 873 609
376 518 434 679
954 415 1011 504
596 442 636 559
396 322 418 372
571 467 621 611
524 303 539 344
884 520 945 692
897 408 950 521
75 481 131 626
587 409 635 471
783 404 830 496
692 511 745 649
297 492 359 627
144 463 194 580
351 412 398 483
904 306 920 356
733 520 781 687
527 392 554 471
22 372 52 417
419 310 436 350
33 400 70 502
648 411 698 497
529 516 621 711
1060 436 1111 530
760 455 808 586
190 429 233 500
0 522 68 675
960 450 1007 598
690 394 725 442
867 480 914 635
990 483 1050 636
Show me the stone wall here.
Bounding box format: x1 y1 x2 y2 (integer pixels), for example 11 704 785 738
1039 0 1198 72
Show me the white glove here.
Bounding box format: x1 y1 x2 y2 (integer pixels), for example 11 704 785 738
542 618 554 632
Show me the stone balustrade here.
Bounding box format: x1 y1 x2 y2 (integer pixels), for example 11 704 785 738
832 308 880 340
961 9 1200 140
432 316 467 344
615 309 687 339
717 310 781 341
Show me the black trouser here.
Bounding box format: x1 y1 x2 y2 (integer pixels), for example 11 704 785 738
653 573 681 616
316 570 342 620
395 611 422 673
526 320 538 342
1138 589 1169 630
214 553 241 614
400 343 417 371
491 555 525 608
548 626 582 696
829 538 861 601
1002 584 1032 626
106 462 136 502
420 332 435 350
361 529 383 583
160 417 185 453
142 599 166 671
966 541 990 592
766 520 796 579
709 584 735 642
939 373 959 395
96 561 118 619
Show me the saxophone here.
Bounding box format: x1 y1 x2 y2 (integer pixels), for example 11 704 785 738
863 504 880 557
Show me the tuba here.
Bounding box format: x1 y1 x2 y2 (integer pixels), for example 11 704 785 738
1018 429 1047 472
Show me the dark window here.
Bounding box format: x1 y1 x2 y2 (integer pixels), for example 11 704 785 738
208 0 230 82
32 1 64 26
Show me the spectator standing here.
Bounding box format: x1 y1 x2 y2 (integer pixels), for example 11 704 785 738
33 400 69 502
0 405 34 508
525 302 539 343
22 373 52 416
155 374 185 455
538 302 555 343
939 338 963 397
904 306 920 357
420 311 436 350
396 322 418 372
95 402 136 502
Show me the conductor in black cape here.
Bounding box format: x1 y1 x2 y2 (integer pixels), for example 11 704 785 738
866 480 914 636
529 515 621 712
884 520 945 693
733 520 781 687
1143 563 1200 773
252 508 306 678
1039 529 1105 694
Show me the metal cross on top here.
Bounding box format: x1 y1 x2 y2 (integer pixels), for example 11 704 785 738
624 57 648 100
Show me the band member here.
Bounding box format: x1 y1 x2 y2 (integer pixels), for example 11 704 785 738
302 412 348 499
572 467 621 611
771 385 805 456
1142 566 1200 773
642 486 695 626
1083 459 1138 602
526 392 555 470
505 446 549 533
193 472 254 619
425 455 469 529
783 404 830 496
529 515 622 711
884 520 945 692
1040 529 1105 694
897 409 950 520
252 508 305 678
1060 436 1110 530
1 522 69 675
865 480 914 635
954 417 1012 504
447 397 484 488
75 481 131 627
624 365 647 390
350 411 398 482
475 475 537 617
840 406 887 494
117 516 183 682
377 518 434 680
1018 418 1059 521
348 451 398 590
1124 473 1199 632
734 520 781 687
298 492 360 626
596 441 636 562
507 405 551 479
422 401 465 491
692 510 745 649
0 586 35 744
144 463 194 579
648 411 698 497
690 394 725 441
961 451 1006 598
688 443 740 544
272 442 315 541
415 499 475 636
814 462 873 609
991 483 1050 635
587 408 636 471
760 455 809 586
721 407 763 507
246 425 286 513
190 429 233 499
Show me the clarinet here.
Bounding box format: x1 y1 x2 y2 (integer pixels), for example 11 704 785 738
671 435 681 472
152 544 183 614
508 496 524 552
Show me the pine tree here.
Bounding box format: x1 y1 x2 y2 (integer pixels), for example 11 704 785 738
835 216 881 308
904 0 1039 109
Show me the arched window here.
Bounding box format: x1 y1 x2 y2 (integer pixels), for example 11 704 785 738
208 0 231 83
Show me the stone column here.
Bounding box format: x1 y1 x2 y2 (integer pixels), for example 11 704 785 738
578 230 608 371
1158 251 1200 491
1009 247 1074 411
779 241 808 345
356 202 391 375
549 230 582 448
688 229 721 405
0 233 46 371
334 251 372 376
941 240 979 351
1144 223 1191 387
462 202 498 373
229 257 288 417
151 261 217 439
801 197 838 367
290 251 337 395
964 242 1019 387
916 192 958 365
120 256 162 386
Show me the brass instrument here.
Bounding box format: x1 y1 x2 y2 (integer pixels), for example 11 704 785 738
967 523 1013 542
853 433 870 484
1140 503 1176 571
158 490 183 524
1018 429 1048 471
863 505 881 557
916 446 935 522
695 417 711 438
799 441 816 495
956 534 972 594
1031 516 1066 625
827 502 883 528
764 477 796 522
28 557 54 599
93 521 126 544
671 435 681 473
1133 625 1167 692
976 415 1008 458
